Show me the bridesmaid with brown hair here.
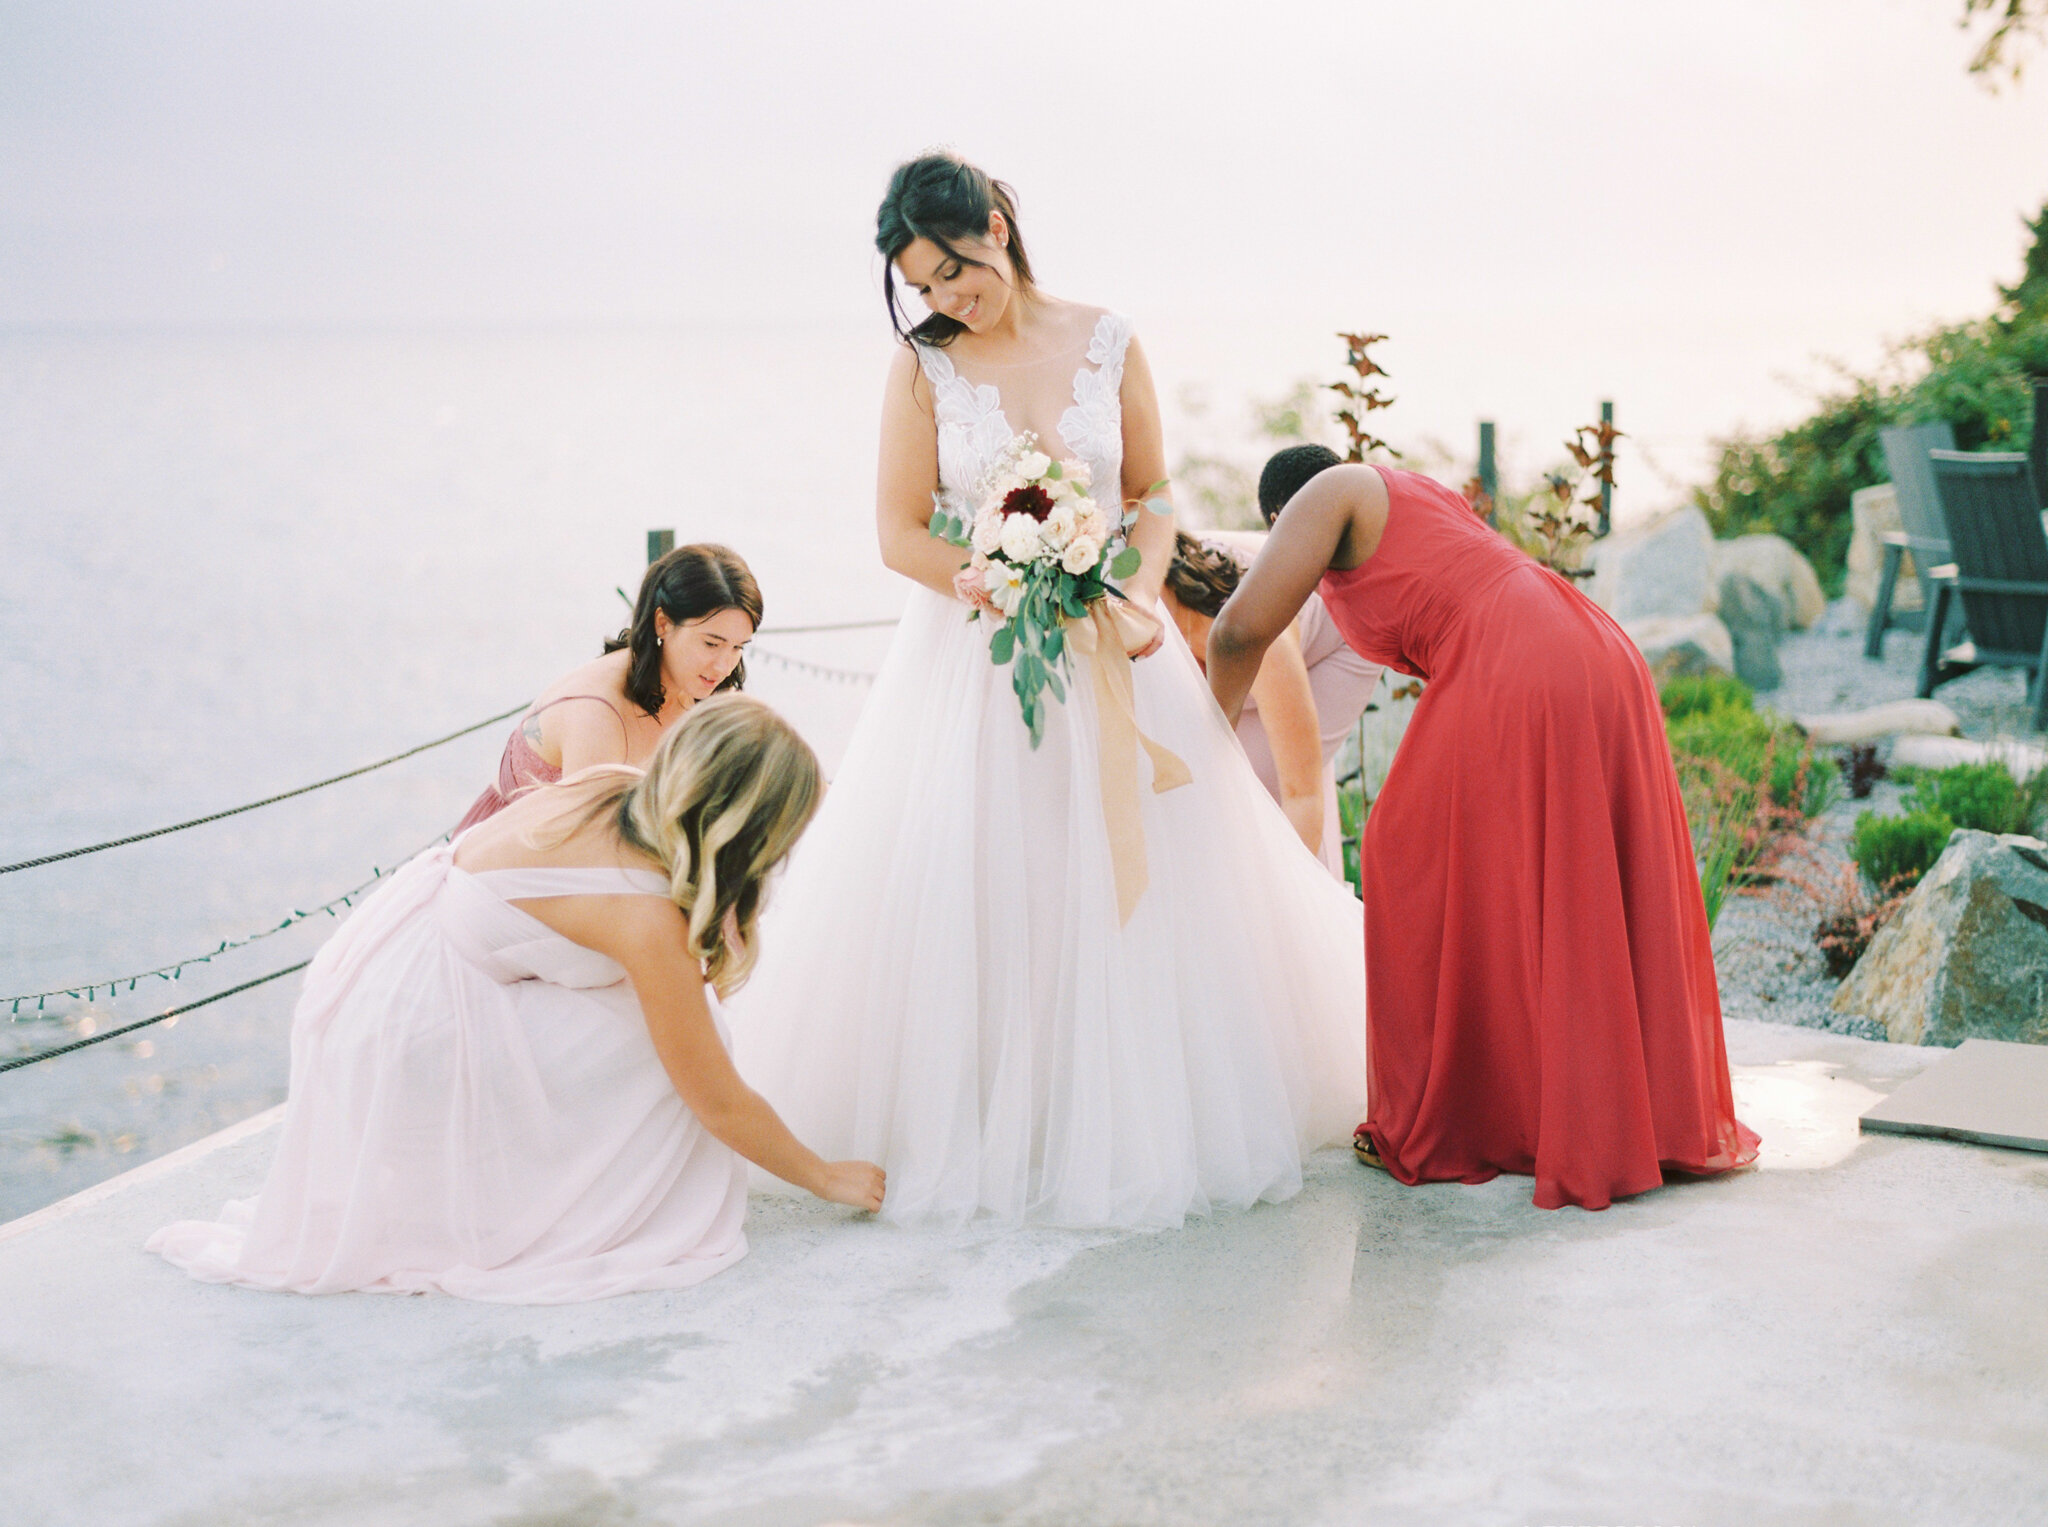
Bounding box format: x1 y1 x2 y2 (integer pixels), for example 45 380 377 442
455 544 762 832
1207 447 1757 1211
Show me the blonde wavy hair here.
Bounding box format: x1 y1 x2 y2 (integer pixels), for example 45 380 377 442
542 695 821 994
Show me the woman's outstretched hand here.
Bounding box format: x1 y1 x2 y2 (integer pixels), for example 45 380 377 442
818 1160 887 1212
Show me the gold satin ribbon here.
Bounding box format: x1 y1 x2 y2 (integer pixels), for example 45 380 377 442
1068 600 1193 924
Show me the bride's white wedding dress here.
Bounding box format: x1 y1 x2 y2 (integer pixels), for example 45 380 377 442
730 312 1367 1228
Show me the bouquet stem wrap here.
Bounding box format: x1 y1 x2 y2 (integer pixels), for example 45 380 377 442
1070 599 1192 924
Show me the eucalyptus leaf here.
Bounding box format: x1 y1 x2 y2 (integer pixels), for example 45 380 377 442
1043 625 1064 662
1145 496 1174 516
1045 459 1063 480
1110 545 1143 580
990 626 1016 665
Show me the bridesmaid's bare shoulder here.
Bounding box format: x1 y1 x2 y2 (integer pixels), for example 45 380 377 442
1324 465 1391 571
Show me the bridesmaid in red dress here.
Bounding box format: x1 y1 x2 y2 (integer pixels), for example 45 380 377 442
1208 447 1757 1211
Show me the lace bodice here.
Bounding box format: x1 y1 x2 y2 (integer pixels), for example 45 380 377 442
915 311 1134 518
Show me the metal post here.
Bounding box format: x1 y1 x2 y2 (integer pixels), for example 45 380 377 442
1597 400 1614 538
647 528 675 564
2029 378 2047 510
1478 421 1497 525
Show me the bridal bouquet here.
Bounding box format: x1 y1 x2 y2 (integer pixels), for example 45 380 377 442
929 433 1145 747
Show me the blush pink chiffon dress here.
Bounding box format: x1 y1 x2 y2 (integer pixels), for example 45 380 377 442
146 842 749 1302
453 695 630 833
1317 466 1758 1210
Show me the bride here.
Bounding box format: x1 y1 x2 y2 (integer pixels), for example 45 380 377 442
729 152 1367 1228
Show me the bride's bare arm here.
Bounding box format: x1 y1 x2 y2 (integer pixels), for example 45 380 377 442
1209 465 1385 726
877 346 974 600
1116 336 1174 649
540 896 885 1211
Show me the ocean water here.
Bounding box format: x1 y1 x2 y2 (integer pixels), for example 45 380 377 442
0 323 912 1219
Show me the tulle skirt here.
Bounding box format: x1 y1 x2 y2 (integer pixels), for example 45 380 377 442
729 588 1369 1229
146 851 749 1302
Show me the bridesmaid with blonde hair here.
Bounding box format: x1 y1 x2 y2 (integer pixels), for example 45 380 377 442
150 696 884 1303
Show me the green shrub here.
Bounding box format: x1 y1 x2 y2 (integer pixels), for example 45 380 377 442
1660 673 1755 722
1852 809 1956 891
1667 705 1831 816
1904 760 2027 835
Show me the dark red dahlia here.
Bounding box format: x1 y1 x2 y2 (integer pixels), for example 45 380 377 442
1001 484 1055 522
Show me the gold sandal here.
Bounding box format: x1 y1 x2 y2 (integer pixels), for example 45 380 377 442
1352 1125 1389 1173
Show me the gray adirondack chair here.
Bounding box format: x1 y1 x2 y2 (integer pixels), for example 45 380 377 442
1864 421 1958 657
1918 450 2048 731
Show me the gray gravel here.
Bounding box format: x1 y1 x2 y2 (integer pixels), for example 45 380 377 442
1708 597 2037 1040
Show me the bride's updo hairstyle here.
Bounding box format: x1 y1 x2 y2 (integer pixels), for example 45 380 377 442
1165 532 1245 619
583 695 821 995
605 544 763 717
875 151 1036 348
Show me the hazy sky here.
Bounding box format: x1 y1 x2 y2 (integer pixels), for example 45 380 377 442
5 0 2047 491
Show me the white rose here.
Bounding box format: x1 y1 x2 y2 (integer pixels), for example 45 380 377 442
986 560 1026 616
1076 503 1111 543
1042 502 1079 550
1063 459 1092 491
1061 533 1104 576
971 508 1004 555
1016 449 1052 481
1000 511 1048 563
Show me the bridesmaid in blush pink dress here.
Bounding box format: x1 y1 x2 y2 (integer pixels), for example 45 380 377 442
454 544 762 833
148 698 884 1302
1208 448 1757 1212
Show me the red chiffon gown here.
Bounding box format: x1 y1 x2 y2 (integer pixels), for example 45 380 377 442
1318 466 1758 1210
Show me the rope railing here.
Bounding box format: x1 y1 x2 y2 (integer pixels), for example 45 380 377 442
0 704 526 877
5 831 452 1017
0 962 313 1075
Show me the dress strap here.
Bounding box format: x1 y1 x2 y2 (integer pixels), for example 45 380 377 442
1083 312 1133 393
465 865 672 901
527 694 631 741
911 338 958 392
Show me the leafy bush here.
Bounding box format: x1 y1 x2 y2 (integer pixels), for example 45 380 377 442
1851 809 1956 892
1692 202 2048 591
1660 673 1755 723
1902 759 2043 836
1667 705 1833 817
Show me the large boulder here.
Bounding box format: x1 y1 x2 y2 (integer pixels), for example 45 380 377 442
1833 830 2048 1046
1590 506 1716 622
1622 612 1734 681
1717 572 1785 690
1844 483 1925 614
1709 533 1826 629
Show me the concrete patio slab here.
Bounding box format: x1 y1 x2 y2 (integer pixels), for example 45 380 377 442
3 1018 2045 1527
1860 1036 2048 1153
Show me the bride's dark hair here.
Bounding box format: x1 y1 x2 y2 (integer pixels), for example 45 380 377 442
875 152 1036 349
604 544 763 718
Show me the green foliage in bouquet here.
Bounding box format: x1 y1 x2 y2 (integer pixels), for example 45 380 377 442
928 448 1160 749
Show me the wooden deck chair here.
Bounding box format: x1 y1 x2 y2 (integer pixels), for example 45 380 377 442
1918 451 2048 732
1864 421 1958 657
